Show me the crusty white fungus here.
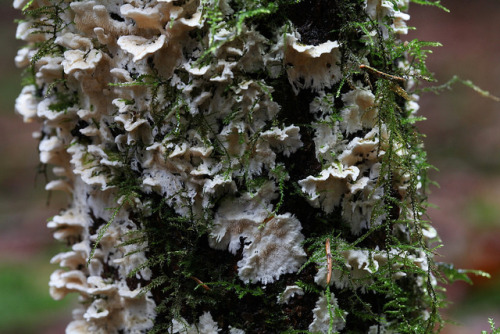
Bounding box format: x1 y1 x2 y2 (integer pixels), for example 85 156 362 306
340 85 377 134
312 121 344 163
50 242 88 271
55 32 92 51
210 59 238 82
14 47 33 68
62 50 103 75
67 144 112 189
171 312 220 334
278 285 305 304
339 128 382 167
314 248 380 290
117 34 167 62
142 165 200 216
309 293 347 333
299 165 360 213
13 0 29 10
39 136 66 165
368 322 394 333
15 85 38 122
71 1 129 36
422 225 438 240
197 312 221 333
120 4 164 30
237 213 307 284
84 299 110 321
16 21 46 43
259 125 303 157
65 319 95 334
45 179 72 193
315 247 426 291
364 0 410 37
209 182 306 284
285 34 341 93
343 168 385 235
37 56 64 81
393 11 411 34
49 269 88 300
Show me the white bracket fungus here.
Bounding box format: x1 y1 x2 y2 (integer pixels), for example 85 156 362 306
15 0 436 331
285 34 342 93
278 285 305 304
309 292 347 333
209 182 306 284
117 34 167 62
299 165 360 213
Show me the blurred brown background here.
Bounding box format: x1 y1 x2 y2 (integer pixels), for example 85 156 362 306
0 0 499 333
0 0 75 333
411 1 500 332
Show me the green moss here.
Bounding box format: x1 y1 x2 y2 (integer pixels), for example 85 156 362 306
483 319 500 334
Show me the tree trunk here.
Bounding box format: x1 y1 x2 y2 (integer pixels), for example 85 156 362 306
15 0 447 332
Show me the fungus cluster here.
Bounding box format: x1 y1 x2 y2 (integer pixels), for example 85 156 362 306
15 0 442 332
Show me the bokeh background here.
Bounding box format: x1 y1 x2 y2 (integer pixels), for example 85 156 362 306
1 0 499 332
0 1 77 333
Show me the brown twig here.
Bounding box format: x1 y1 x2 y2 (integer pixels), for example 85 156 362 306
326 238 332 285
190 276 211 291
360 64 405 83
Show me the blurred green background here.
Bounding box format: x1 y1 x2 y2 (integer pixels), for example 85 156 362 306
0 0 499 333
0 1 76 333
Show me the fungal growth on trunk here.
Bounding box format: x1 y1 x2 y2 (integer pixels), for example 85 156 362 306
15 0 453 332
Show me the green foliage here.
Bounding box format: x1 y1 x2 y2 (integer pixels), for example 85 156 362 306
438 263 491 285
21 0 69 88
325 286 346 334
270 163 288 214
421 75 500 102
208 279 266 299
198 0 296 64
410 0 449 12
47 89 78 112
482 318 500 334
87 194 132 265
295 279 322 295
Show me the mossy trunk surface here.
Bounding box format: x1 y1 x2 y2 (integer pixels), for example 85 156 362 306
15 0 451 333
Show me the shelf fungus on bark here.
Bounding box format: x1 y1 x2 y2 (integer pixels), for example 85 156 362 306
15 0 443 332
